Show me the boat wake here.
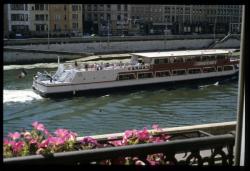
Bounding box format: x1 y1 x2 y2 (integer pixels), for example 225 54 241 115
199 81 219 89
3 89 43 103
4 63 58 71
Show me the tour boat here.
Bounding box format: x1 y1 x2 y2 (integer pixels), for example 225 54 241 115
32 49 239 97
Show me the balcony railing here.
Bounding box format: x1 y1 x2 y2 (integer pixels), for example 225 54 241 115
4 130 235 165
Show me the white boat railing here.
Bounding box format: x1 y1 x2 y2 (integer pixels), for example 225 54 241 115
62 62 151 72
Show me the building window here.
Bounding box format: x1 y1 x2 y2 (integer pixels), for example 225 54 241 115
72 14 78 20
72 22 78 30
11 14 28 21
124 5 128 11
11 25 28 32
117 14 121 21
117 4 121 11
72 5 78 11
106 4 111 10
87 13 92 20
94 4 97 11
11 4 24 10
107 13 111 20
55 15 61 21
87 5 91 11
64 5 67 11
94 14 98 21
100 13 104 20
124 13 128 20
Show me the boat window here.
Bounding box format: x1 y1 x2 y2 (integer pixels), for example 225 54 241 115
185 57 192 62
194 56 201 62
155 59 160 64
173 57 184 63
155 71 170 77
203 67 216 73
172 70 186 75
159 59 166 64
202 56 208 61
210 56 216 61
217 66 222 72
188 68 201 74
223 65 233 71
138 72 153 79
118 73 136 80
217 55 225 60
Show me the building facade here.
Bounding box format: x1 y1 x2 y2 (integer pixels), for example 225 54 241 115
4 4 9 38
5 4 241 38
48 4 83 36
83 4 130 36
83 4 242 36
6 4 30 37
4 4 83 38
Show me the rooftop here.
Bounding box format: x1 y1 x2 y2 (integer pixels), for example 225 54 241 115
131 49 236 58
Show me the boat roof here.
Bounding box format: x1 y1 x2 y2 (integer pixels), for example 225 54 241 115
130 49 235 58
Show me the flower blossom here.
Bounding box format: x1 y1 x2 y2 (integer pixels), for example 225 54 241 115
136 128 150 142
54 129 77 141
8 132 21 140
12 141 25 153
81 136 97 145
32 121 45 132
48 137 65 146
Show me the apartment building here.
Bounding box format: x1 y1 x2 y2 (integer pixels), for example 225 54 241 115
83 4 130 36
4 4 9 38
29 4 49 36
48 4 83 36
129 5 242 35
4 4 83 38
5 4 30 37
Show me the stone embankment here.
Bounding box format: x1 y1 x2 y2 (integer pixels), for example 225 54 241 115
4 34 240 64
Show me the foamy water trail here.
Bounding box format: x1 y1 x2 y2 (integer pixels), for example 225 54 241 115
3 89 43 103
4 63 58 70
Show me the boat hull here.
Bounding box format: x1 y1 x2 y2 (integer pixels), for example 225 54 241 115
32 71 238 98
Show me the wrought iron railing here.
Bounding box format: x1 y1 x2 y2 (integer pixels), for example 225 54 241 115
3 130 235 165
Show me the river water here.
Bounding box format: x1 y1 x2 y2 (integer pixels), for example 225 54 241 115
3 63 238 137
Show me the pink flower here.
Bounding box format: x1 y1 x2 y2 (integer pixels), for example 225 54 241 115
54 129 77 141
48 137 65 146
32 121 45 132
81 137 97 145
137 128 150 142
8 132 21 140
39 139 49 148
124 130 135 139
3 138 9 145
152 124 163 131
29 138 38 144
54 128 69 138
43 129 50 136
108 140 123 146
12 141 24 153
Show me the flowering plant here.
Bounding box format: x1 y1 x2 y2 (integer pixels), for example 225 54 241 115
3 122 171 165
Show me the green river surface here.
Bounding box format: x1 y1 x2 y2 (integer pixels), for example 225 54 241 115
3 63 238 137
